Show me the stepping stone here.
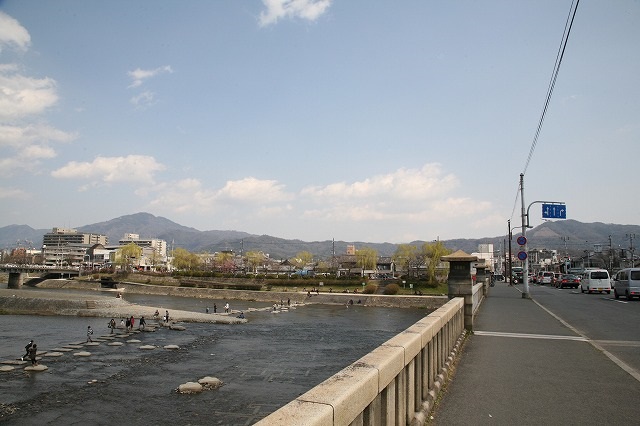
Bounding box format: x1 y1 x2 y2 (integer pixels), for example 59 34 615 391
198 376 222 388
126 339 141 343
63 345 84 349
51 348 73 352
114 335 130 339
169 325 186 331
44 352 64 357
177 382 202 394
36 351 48 356
139 345 155 350
163 345 180 350
100 336 116 340
69 341 86 345
0 365 15 372
1 360 27 365
24 364 48 372
107 342 124 346
73 351 91 357
85 342 101 346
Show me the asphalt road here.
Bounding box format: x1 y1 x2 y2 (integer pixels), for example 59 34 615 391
526 283 640 377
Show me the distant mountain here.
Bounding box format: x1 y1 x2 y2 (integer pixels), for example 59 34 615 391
0 213 638 260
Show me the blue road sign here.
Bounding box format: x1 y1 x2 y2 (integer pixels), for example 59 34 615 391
517 236 527 246
542 203 566 219
517 251 528 260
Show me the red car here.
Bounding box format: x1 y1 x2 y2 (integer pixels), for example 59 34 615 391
556 274 580 289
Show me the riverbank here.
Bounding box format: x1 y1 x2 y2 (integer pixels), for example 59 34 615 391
0 287 246 324
32 278 448 309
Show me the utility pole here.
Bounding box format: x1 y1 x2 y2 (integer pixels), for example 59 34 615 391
520 173 530 298
608 235 613 272
507 220 512 284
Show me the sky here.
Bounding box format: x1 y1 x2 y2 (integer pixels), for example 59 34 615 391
0 0 639 244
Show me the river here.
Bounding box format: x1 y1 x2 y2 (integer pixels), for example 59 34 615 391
0 284 430 425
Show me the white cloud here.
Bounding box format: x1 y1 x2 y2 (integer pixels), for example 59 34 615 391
0 186 29 200
147 176 293 214
0 123 76 148
217 177 292 202
127 65 173 88
259 0 332 26
51 155 166 184
0 69 58 120
130 91 156 108
0 12 31 52
301 164 458 200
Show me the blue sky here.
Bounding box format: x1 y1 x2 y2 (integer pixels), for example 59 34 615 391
0 0 638 244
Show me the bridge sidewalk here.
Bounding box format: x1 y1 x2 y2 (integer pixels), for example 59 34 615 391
431 282 640 425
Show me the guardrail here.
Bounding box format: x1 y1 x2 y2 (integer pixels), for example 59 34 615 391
472 281 487 316
256 297 465 426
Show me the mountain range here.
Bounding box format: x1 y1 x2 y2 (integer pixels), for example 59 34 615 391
1 212 638 260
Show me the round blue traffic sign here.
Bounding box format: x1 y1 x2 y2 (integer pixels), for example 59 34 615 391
517 251 527 260
517 236 527 246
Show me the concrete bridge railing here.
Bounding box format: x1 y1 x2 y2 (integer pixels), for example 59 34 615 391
256 297 465 426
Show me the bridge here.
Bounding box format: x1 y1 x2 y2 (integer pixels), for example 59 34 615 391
0 264 80 288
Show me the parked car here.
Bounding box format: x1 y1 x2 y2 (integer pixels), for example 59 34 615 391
580 269 611 294
556 274 580 289
613 268 640 300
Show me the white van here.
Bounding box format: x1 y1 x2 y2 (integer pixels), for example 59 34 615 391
580 269 611 294
613 268 640 300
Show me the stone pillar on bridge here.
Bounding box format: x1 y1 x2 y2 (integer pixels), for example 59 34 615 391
475 261 489 296
442 250 477 331
8 272 23 289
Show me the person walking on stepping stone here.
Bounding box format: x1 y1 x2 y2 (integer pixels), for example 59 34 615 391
109 318 116 334
139 316 146 330
87 326 94 342
23 340 34 361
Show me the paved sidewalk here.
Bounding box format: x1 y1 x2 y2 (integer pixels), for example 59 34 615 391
432 283 640 425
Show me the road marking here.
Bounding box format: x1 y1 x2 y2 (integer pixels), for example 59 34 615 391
474 331 588 342
604 297 627 304
594 340 640 348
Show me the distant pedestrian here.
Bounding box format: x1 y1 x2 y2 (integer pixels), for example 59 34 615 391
125 317 131 331
109 318 116 334
130 316 135 329
86 326 94 342
28 343 38 366
224 303 229 313
153 309 159 319
213 304 217 313
139 316 146 330
165 310 169 323
287 298 290 306
206 307 209 314
23 340 34 361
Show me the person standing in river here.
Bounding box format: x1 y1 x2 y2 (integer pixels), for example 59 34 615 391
86 326 94 342
139 316 146 330
109 318 116 334
28 343 38 366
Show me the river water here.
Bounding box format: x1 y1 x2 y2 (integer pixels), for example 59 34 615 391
0 285 430 425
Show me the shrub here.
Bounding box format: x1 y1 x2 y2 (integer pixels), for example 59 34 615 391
383 283 400 295
362 284 377 294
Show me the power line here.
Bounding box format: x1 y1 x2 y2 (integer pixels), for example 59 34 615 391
510 0 580 225
522 0 580 174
